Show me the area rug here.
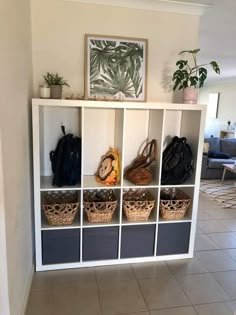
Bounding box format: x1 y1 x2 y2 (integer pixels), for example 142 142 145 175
200 180 236 208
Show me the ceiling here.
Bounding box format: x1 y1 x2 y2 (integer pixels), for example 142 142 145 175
68 0 235 83
170 0 236 82
199 0 236 82
67 0 210 15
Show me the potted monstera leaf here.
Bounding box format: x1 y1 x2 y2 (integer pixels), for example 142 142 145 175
172 49 220 104
43 72 69 99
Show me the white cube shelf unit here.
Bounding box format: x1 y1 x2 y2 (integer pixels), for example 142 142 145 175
32 98 206 271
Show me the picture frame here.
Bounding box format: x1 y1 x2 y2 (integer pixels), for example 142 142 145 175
84 34 148 102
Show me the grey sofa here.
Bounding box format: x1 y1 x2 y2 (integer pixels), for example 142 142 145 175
201 137 236 179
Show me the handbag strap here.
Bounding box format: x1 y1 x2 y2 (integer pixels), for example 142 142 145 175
140 139 157 168
124 139 157 179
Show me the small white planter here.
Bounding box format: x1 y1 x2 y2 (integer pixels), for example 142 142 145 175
183 87 198 104
39 85 50 99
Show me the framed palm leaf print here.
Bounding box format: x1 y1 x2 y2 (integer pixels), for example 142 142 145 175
85 34 148 102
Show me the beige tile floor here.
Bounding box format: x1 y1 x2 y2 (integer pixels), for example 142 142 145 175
26 192 236 315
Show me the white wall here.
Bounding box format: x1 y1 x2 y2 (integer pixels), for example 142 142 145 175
0 0 34 314
199 79 236 137
31 0 200 102
0 129 10 315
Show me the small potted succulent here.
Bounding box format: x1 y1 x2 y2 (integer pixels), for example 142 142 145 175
43 72 70 99
172 49 220 104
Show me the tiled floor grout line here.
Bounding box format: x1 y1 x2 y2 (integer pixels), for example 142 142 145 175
192 298 233 306
95 266 151 315
192 304 200 314
194 251 236 275
94 267 104 315
130 261 205 313
130 264 150 314
170 270 194 307
193 299 236 314
210 271 236 300
106 309 151 315
134 261 195 312
173 271 232 309
163 261 173 275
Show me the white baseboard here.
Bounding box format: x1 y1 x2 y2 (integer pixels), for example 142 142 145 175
21 264 34 315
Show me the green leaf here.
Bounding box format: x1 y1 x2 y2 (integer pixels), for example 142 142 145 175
43 72 69 86
210 61 220 74
95 40 104 49
172 69 189 90
189 76 198 86
179 48 200 55
198 67 207 88
176 60 188 69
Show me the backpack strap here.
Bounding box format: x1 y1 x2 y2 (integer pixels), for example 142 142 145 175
61 125 66 135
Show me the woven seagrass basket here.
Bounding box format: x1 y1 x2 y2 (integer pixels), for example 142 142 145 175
123 189 155 222
159 189 191 220
84 190 117 223
42 191 79 225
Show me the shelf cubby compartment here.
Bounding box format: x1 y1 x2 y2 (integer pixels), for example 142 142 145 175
161 109 202 186
123 109 164 187
40 176 82 191
39 105 82 189
122 187 158 224
83 189 121 226
42 229 80 265
82 227 119 261
156 222 191 256
158 186 194 223
41 190 81 229
121 224 156 258
83 107 124 188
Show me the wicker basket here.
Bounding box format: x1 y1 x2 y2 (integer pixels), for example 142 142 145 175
83 190 117 223
42 191 79 225
159 189 191 220
123 189 155 222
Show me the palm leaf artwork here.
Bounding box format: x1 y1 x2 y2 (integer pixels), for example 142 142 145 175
101 68 135 98
88 37 146 100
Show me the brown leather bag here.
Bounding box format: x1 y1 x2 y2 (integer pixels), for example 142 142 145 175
124 139 157 185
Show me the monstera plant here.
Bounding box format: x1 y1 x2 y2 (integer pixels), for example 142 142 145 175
172 49 220 90
172 49 220 104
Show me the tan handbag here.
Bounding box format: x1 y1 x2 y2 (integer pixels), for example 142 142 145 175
124 139 157 185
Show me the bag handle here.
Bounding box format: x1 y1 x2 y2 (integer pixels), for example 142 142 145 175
124 139 157 179
130 139 157 169
140 139 157 168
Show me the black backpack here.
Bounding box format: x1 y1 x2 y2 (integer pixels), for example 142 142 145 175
50 126 81 187
161 136 193 185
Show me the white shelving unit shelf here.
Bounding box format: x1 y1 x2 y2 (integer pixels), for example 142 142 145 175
32 98 206 271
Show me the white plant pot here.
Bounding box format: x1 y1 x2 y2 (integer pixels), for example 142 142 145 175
39 85 50 99
183 87 198 104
